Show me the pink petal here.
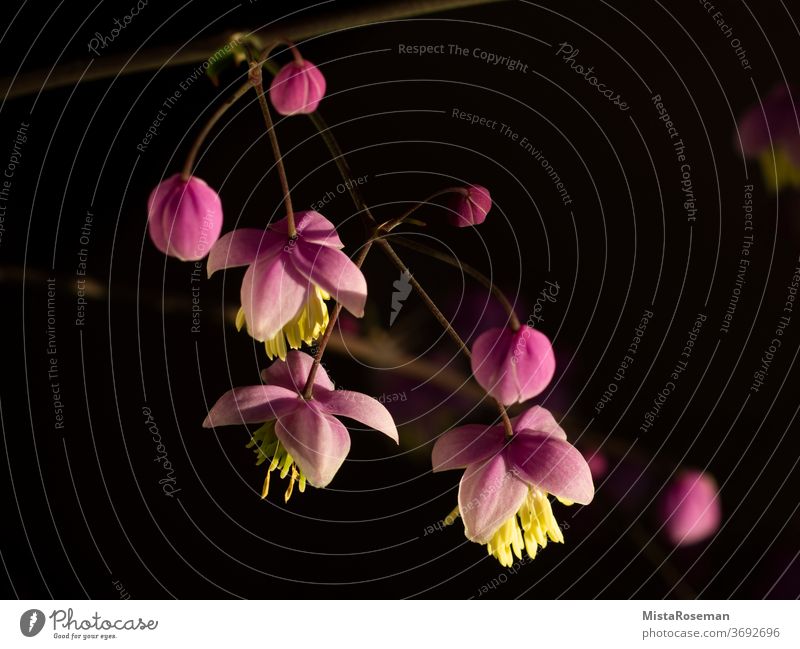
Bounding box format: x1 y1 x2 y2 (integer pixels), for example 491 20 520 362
315 389 399 442
510 326 556 402
431 424 505 472
470 326 555 406
511 405 567 441
241 253 308 341
507 433 594 505
275 403 350 488
458 454 528 544
269 211 343 248
202 385 300 427
260 350 335 393
470 326 518 405
291 242 368 317
207 228 282 277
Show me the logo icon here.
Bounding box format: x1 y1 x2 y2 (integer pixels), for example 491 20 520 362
20 609 45 637
390 270 412 326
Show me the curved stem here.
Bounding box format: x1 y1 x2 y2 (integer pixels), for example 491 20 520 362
181 80 251 180
375 237 514 438
2 0 507 100
302 240 374 399
391 235 521 330
383 187 467 231
249 61 296 237
308 111 377 224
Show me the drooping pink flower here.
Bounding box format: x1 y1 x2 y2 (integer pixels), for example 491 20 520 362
207 210 367 360
269 59 326 115
147 174 223 261
432 406 593 566
659 470 721 546
204 351 398 499
471 325 556 405
448 185 491 227
737 85 800 191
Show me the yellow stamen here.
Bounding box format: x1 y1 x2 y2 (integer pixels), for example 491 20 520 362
261 471 271 499
443 505 460 526
484 487 570 566
244 285 331 361
759 149 800 193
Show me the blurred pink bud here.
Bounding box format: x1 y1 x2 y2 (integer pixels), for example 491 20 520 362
147 174 223 261
659 470 721 546
471 325 556 405
583 446 609 480
449 185 491 227
269 60 326 115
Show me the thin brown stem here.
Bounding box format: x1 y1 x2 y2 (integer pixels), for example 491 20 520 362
181 80 251 180
383 187 467 231
375 237 514 438
308 111 377 224
249 62 295 237
301 241 374 399
392 235 521 330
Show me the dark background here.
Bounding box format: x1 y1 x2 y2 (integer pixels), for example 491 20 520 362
1 0 799 599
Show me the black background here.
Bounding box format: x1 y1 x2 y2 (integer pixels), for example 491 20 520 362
1 0 799 599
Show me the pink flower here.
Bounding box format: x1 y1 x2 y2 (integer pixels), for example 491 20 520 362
737 85 800 191
448 185 491 227
471 325 556 405
432 406 593 566
204 351 398 499
659 470 721 546
207 210 367 360
269 59 326 115
147 174 223 261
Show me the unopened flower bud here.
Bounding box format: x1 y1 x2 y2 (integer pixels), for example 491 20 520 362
147 174 223 261
269 59 326 115
449 185 491 227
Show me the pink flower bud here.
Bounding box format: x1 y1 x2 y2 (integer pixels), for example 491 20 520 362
659 470 722 546
449 185 491 227
147 174 223 261
582 446 609 480
269 60 326 115
471 325 556 405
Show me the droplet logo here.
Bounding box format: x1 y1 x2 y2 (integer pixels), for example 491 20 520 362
20 609 45 637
